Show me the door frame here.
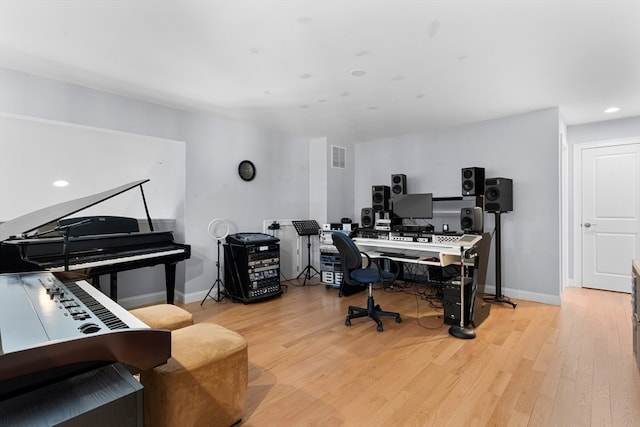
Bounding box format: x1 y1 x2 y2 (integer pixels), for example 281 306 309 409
572 136 640 289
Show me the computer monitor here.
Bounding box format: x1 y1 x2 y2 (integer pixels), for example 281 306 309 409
391 193 433 219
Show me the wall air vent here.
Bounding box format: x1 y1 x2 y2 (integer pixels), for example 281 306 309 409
331 145 346 169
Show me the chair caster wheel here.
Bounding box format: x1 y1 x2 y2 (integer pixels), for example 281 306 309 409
376 325 383 332
395 316 402 323
345 317 351 326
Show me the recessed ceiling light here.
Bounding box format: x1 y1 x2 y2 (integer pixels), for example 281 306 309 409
53 180 69 187
350 69 366 77
604 107 620 113
296 17 313 25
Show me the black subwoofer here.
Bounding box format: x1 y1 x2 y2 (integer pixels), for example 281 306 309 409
484 177 513 212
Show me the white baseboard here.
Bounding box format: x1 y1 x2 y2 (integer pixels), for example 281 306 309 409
183 288 217 305
118 291 169 309
121 285 563 310
483 285 561 306
119 288 221 309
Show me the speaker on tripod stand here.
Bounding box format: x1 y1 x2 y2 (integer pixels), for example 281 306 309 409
201 218 230 305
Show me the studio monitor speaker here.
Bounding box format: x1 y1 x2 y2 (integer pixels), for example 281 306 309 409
484 177 513 212
460 207 483 233
361 208 374 228
461 167 485 196
391 174 407 195
372 185 391 212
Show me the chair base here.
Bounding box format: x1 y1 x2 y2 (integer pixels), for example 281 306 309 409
345 286 401 332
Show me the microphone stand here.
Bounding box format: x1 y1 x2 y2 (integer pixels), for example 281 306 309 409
31 218 93 272
61 227 71 271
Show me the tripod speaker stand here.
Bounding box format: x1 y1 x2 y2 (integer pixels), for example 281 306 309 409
201 219 230 305
292 220 321 286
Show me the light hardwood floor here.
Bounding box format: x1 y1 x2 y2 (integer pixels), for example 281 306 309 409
180 279 640 427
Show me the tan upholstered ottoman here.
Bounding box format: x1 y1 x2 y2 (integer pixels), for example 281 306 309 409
140 323 248 427
129 304 193 331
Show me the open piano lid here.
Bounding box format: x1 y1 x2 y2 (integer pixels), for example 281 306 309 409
0 179 150 242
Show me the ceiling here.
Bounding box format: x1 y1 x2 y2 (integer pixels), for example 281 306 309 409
1 0 639 142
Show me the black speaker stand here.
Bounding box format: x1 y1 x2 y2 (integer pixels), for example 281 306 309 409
483 212 517 308
201 239 226 305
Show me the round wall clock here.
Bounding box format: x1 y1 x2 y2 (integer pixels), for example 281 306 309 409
238 160 256 181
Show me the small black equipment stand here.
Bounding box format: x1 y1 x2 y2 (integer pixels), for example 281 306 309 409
292 220 321 285
224 233 282 303
483 212 517 308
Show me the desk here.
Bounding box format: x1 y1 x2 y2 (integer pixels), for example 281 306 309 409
353 236 478 267
354 233 492 328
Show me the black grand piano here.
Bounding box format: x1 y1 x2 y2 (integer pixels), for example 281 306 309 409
0 179 190 303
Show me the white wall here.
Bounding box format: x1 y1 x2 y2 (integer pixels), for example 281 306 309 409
354 108 562 304
568 116 640 144
326 139 356 223
0 114 185 222
0 68 311 305
179 111 310 301
309 137 329 225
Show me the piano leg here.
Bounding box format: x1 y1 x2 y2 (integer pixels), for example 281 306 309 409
164 263 176 304
92 275 100 289
110 273 118 301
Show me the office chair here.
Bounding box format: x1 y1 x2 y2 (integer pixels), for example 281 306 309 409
332 232 402 332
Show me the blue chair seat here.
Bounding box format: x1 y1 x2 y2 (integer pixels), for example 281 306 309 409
351 268 395 283
332 232 402 332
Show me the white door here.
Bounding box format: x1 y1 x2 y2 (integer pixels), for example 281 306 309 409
581 141 640 293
